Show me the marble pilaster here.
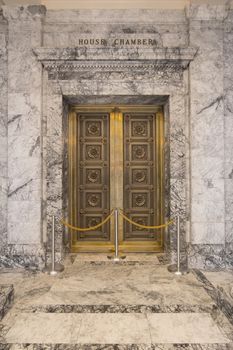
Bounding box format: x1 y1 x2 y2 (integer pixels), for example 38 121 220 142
188 3 230 268
0 6 8 261
2 5 46 268
224 10 233 258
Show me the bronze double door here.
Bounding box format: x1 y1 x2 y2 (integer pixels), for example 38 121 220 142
68 106 164 253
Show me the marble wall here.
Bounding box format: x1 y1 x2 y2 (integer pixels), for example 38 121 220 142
224 8 233 261
188 3 233 269
0 5 46 268
0 7 8 263
0 2 232 269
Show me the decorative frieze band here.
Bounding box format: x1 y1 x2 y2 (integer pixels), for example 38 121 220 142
43 61 185 73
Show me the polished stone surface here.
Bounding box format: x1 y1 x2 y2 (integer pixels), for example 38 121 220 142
0 256 232 348
25 253 214 309
5 312 229 344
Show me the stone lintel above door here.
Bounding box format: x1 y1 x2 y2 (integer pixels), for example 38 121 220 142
33 47 198 70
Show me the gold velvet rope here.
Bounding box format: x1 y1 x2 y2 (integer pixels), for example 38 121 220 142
61 210 114 232
119 209 174 229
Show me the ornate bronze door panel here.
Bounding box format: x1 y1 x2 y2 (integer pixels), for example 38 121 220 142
68 106 164 252
69 110 111 251
122 111 164 251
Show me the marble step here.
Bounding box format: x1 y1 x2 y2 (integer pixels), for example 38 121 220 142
3 312 230 345
0 285 14 321
1 343 233 350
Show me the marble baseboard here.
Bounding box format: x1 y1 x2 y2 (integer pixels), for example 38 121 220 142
0 285 14 321
188 244 233 270
1 344 233 350
0 253 45 270
193 269 233 327
24 304 215 314
203 271 233 304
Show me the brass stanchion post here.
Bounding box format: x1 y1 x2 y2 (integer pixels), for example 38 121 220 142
168 215 189 275
50 215 57 276
108 208 126 262
175 215 182 276
43 215 64 275
114 208 119 259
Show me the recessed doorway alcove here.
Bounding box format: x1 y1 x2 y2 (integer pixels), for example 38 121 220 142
33 46 196 262
68 102 165 253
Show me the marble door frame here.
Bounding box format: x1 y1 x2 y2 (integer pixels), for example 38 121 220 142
34 47 196 263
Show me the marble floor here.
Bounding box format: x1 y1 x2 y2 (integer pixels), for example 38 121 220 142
0 254 233 349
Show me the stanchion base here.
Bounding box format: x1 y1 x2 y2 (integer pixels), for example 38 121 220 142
43 262 65 275
49 270 58 276
174 271 182 276
107 255 126 262
167 264 189 275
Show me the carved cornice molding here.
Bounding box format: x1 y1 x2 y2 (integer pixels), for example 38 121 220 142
33 47 197 71
42 61 186 82
43 61 185 72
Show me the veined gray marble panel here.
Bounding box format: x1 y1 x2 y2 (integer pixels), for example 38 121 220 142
8 157 41 202
224 10 233 256
7 93 41 138
2 5 46 21
189 6 226 252
0 5 46 267
0 243 45 269
191 223 225 245
8 200 41 244
187 3 229 21
45 9 187 24
188 244 233 270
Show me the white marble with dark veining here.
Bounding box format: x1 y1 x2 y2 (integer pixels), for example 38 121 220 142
0 260 232 347
0 3 233 269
